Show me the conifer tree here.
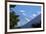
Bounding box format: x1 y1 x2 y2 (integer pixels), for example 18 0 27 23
10 5 19 29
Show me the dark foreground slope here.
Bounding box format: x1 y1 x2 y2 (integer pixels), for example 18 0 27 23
15 14 41 28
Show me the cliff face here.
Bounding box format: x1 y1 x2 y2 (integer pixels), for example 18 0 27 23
20 14 41 28
15 14 41 28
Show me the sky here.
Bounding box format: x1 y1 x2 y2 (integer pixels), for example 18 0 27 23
10 5 41 27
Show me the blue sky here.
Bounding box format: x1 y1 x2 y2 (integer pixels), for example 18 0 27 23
10 5 41 27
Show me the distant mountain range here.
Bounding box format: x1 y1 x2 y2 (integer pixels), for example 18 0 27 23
15 14 41 29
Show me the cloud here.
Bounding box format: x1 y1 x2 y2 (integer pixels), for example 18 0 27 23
22 13 26 16
32 14 36 17
20 10 25 12
20 10 27 16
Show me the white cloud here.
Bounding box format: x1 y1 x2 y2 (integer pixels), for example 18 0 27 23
32 14 36 17
20 10 25 12
22 13 26 16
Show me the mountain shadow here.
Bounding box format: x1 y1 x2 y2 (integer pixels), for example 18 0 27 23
15 14 41 28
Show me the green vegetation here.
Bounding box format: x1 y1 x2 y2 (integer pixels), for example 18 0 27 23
10 5 19 29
